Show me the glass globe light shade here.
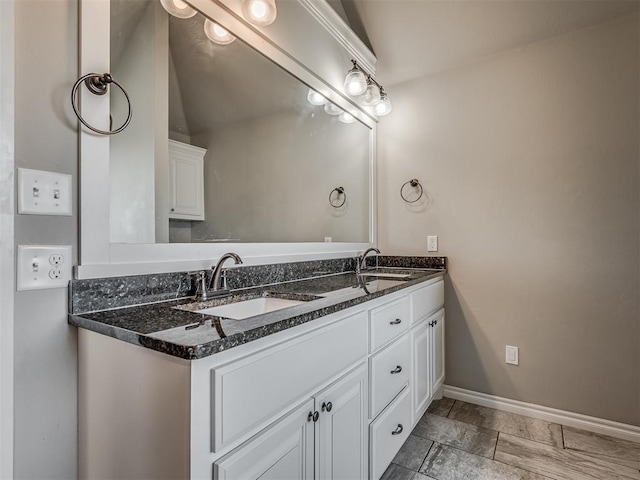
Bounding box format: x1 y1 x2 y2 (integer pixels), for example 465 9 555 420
339 111 355 124
374 93 392 116
359 82 381 107
324 103 342 116
307 89 327 106
159 0 196 18
343 69 367 97
204 19 236 45
241 0 277 26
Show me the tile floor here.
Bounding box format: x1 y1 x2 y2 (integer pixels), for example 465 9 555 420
382 397 640 480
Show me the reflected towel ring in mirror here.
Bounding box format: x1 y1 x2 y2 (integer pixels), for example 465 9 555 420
400 178 424 203
71 73 132 136
329 186 346 208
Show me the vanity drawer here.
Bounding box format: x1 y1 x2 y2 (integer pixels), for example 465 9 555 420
411 279 444 325
369 297 410 353
211 311 367 452
369 386 411 480
369 334 410 420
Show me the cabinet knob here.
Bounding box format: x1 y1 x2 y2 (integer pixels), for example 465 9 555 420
429 321 434 327
389 318 402 325
322 401 333 412
391 424 404 435
390 365 402 374
434 319 438 325
307 411 319 422
170 208 175 212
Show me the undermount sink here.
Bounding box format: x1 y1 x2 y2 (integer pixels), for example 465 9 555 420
195 297 306 320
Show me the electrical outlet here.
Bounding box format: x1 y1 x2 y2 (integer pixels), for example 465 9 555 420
17 245 72 291
18 168 72 216
506 345 519 365
427 235 438 252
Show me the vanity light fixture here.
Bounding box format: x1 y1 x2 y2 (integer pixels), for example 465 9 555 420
343 60 367 96
324 102 343 116
307 89 327 106
241 0 277 26
374 88 392 116
343 59 391 115
360 77 381 107
159 0 196 18
204 19 236 45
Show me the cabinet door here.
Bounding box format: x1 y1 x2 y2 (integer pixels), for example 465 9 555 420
168 140 205 220
213 399 315 480
430 309 445 393
411 319 431 425
315 363 368 480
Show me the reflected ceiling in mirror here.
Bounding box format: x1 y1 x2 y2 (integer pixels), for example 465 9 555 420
108 0 371 245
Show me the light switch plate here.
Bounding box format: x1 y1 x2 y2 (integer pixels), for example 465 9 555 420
17 245 73 291
427 235 438 252
18 168 72 216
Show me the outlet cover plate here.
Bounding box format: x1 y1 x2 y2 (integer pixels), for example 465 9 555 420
17 245 73 291
506 345 519 365
18 168 72 216
427 235 438 252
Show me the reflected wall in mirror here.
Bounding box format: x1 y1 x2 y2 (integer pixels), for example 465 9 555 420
108 0 371 244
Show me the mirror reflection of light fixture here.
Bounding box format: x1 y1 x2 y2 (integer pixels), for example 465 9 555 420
241 0 277 26
204 19 236 45
374 88 392 116
324 103 342 116
307 89 327 106
160 0 196 18
343 60 367 96
339 111 355 124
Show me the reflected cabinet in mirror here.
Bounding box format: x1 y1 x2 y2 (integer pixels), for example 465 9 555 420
109 0 371 245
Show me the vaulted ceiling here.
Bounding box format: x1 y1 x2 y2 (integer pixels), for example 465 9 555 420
342 0 639 86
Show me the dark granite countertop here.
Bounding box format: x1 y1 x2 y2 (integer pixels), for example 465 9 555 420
69 267 445 360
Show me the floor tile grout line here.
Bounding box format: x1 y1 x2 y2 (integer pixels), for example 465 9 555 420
561 424 565 449
494 431 499 460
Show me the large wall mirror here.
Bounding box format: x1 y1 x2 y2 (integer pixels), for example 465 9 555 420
109 0 371 244
78 0 377 277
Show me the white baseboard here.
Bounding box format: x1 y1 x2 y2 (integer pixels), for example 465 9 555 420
443 385 640 444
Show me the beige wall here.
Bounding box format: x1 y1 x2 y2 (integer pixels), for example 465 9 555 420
14 0 79 477
378 14 640 426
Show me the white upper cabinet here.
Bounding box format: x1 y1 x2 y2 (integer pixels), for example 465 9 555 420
168 140 206 221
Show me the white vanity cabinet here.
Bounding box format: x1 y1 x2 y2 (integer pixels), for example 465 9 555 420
215 364 367 480
168 139 206 220
78 276 445 480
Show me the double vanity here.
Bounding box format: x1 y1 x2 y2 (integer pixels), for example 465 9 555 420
69 255 446 479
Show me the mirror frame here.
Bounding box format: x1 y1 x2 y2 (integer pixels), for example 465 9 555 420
77 0 378 279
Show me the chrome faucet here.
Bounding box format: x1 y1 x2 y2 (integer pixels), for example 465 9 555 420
210 252 243 294
356 247 380 274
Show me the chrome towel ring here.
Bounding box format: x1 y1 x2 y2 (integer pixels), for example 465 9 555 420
400 178 424 203
71 73 132 135
329 186 346 208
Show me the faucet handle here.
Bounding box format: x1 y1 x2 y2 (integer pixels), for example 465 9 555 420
187 271 208 299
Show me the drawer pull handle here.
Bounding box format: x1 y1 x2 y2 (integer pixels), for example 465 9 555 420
390 365 403 374
389 318 402 325
322 401 333 412
391 424 403 435
308 411 319 423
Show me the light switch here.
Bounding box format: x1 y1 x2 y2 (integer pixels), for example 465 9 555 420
17 245 72 290
18 168 72 216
